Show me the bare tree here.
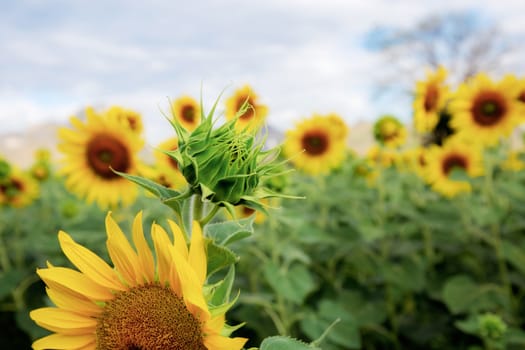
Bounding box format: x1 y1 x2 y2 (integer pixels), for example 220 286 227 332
366 10 522 92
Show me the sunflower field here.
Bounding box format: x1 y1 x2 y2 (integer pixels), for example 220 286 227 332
1 69 525 350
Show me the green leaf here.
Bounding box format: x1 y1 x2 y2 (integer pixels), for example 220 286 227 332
383 257 426 292
441 275 506 314
204 217 253 246
260 336 320 350
263 262 316 304
210 265 235 306
205 239 238 276
502 241 525 275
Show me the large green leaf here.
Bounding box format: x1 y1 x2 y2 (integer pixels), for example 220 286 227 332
206 239 238 276
204 217 253 246
263 261 316 304
259 336 320 350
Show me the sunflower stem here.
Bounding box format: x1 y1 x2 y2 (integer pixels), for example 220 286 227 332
199 205 220 227
192 195 204 221
482 148 514 318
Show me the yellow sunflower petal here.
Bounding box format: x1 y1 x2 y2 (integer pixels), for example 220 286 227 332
46 287 101 316
203 334 248 350
105 212 140 285
188 221 206 285
37 267 114 301
30 307 97 335
132 211 155 283
167 219 188 259
58 231 126 292
152 223 174 285
169 247 210 321
32 333 95 350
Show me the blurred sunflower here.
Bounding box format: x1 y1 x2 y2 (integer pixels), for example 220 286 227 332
284 114 347 175
57 107 144 209
500 150 525 171
373 115 407 149
171 95 202 131
366 144 399 168
30 212 247 350
0 167 39 208
106 105 144 135
413 66 450 133
449 74 521 146
401 146 429 178
225 85 268 132
155 137 181 172
424 137 483 197
326 113 349 141
150 137 187 190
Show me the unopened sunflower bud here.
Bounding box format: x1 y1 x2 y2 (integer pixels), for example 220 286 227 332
167 94 289 212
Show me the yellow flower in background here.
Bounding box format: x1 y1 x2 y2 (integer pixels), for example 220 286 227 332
106 105 144 135
401 146 429 178
424 137 483 198
154 137 181 172
171 95 202 131
373 115 407 149
150 137 188 190
413 65 450 133
225 85 268 132
501 150 525 171
57 107 144 209
326 113 349 141
366 144 399 168
30 212 247 350
284 114 347 175
0 168 39 208
449 74 521 146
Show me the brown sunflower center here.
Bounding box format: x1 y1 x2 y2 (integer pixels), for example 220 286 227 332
471 91 507 126
242 206 255 216
442 154 468 176
87 134 131 179
181 105 196 123
126 116 139 131
302 131 329 156
236 98 254 120
424 84 439 112
518 91 525 103
96 284 205 350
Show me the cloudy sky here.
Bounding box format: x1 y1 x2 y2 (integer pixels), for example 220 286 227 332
1 0 524 143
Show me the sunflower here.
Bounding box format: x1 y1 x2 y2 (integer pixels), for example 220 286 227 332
366 144 399 168
401 146 429 178
373 115 407 149
30 212 247 350
283 114 347 175
171 95 202 131
0 167 39 208
500 150 525 172
57 107 144 209
413 65 450 133
106 106 144 135
225 85 268 132
424 137 483 197
150 137 188 190
449 74 522 146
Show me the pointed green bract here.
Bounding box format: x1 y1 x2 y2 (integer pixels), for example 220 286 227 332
168 91 293 210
